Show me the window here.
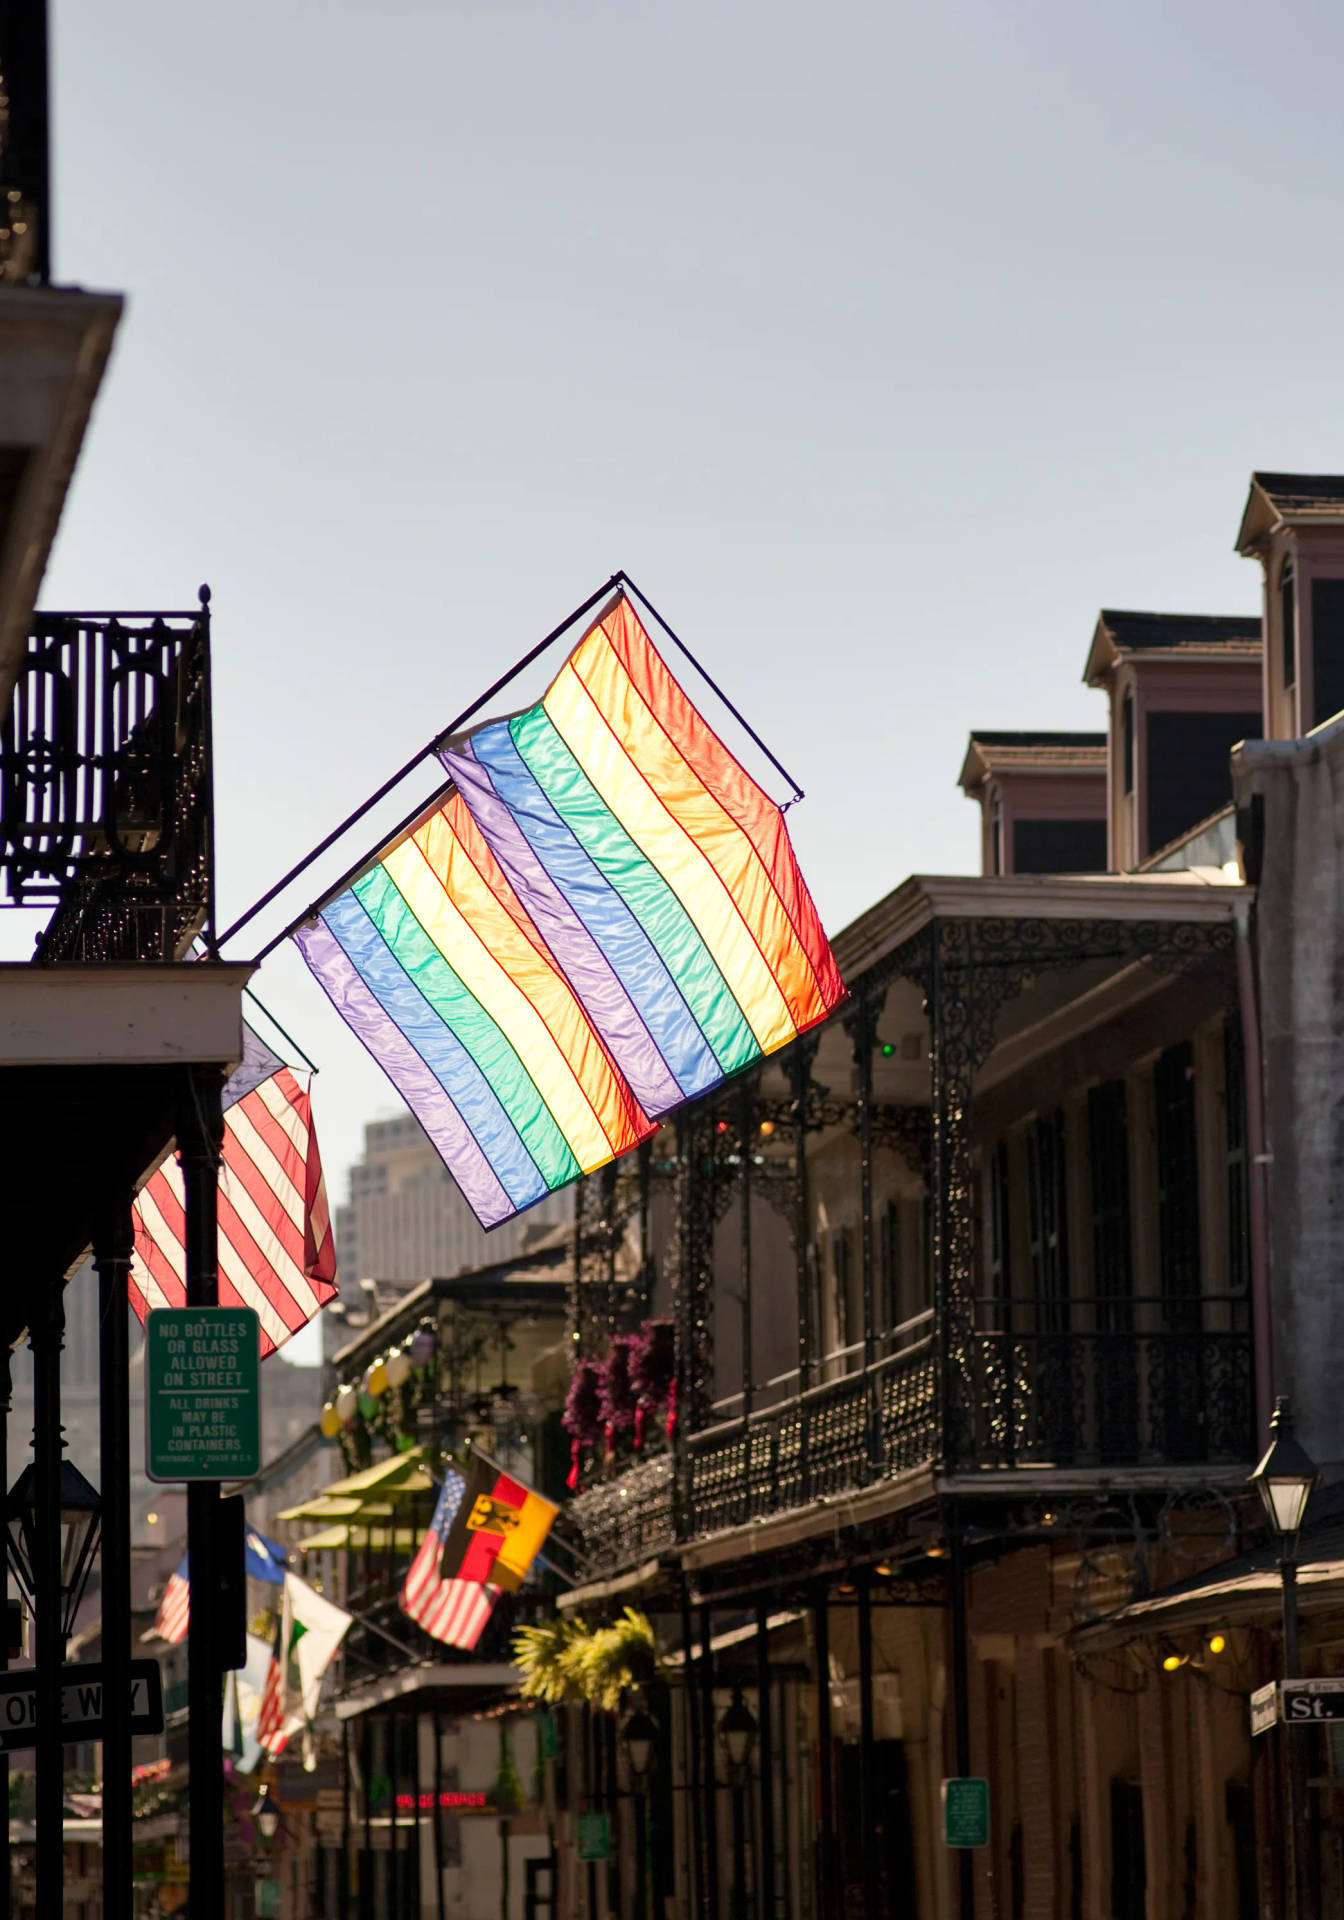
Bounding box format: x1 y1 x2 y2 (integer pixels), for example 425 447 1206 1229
1154 1042 1201 1328
1281 558 1296 691
831 1227 853 1356
1313 577 1344 727
1145 710 1263 858
1088 1081 1132 1331
1026 1111 1069 1331
1012 818 1108 874
1122 689 1135 796
986 1141 1011 1323
1110 1780 1147 1920
879 1199 901 1332
1224 1016 1250 1300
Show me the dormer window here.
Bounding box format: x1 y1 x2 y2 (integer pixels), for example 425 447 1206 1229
1122 689 1135 796
1280 559 1296 691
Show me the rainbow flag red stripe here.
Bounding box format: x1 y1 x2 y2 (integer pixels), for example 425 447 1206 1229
296 592 845 1227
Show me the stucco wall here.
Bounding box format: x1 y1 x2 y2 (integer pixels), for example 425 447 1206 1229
1234 716 1344 1467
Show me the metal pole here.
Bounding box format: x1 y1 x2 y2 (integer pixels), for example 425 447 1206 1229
738 1077 754 1421
1282 1547 1304 1920
814 1590 835 1920
96 1193 134 1920
0 1345 10 1920
342 1717 352 1920
681 1588 706 1920
755 1603 775 1920
634 1783 649 1920
729 1778 747 1920
949 1516 975 1920
433 1706 446 1920
31 1280 64 1917
858 1573 878 1920
181 1064 225 1920
699 1606 720 1920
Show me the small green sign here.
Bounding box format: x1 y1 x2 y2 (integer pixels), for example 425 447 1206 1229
146 1307 261 1482
255 1878 282 1918
942 1776 989 1848
537 1711 559 1762
577 1811 611 1861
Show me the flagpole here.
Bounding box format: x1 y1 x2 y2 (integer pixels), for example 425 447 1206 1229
214 573 627 957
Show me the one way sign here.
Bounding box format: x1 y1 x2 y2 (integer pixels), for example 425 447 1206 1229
0 1660 164 1750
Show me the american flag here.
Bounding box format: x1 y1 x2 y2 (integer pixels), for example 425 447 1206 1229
129 1028 338 1358
148 1558 190 1644
399 1467 498 1650
256 1603 290 1756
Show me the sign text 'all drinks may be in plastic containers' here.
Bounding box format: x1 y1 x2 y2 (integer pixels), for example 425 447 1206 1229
145 1307 261 1481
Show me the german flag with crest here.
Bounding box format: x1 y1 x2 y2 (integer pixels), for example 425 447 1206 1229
438 1453 557 1593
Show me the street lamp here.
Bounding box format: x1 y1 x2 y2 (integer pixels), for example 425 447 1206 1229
5 1457 101 1645
1250 1395 1319 1920
622 1707 658 1782
621 1708 659 1920
250 1783 281 1843
718 1693 758 1920
1250 1396 1319 1675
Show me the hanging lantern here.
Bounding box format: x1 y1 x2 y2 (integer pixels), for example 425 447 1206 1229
409 1321 436 1368
357 1389 379 1420
364 1355 389 1398
6 1457 102 1645
335 1384 359 1425
319 1402 342 1441
385 1346 412 1389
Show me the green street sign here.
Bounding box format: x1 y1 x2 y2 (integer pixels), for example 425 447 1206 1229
145 1308 261 1482
537 1711 559 1762
576 1811 611 1861
942 1777 989 1848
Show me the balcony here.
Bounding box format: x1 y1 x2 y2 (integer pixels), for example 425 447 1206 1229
570 1299 1255 1575
0 600 214 961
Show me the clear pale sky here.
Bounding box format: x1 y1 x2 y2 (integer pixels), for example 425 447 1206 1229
33 1 1344 1354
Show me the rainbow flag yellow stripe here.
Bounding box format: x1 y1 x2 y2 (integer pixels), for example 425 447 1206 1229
297 594 845 1227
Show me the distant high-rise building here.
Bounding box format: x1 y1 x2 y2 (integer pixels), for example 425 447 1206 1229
327 1111 568 1352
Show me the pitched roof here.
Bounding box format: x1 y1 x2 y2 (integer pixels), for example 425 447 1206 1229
1237 471 1344 552
1084 609 1261 684
958 731 1107 792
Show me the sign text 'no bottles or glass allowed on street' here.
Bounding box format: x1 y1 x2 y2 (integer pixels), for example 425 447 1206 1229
942 1777 990 1848
145 1306 261 1482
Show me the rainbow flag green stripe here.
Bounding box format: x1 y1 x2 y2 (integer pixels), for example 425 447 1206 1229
297 592 846 1228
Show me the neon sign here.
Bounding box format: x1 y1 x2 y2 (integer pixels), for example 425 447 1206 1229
394 1790 488 1810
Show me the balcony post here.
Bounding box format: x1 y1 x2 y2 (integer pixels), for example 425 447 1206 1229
790 1036 819 1394
813 1588 836 1919
95 1181 135 1920
30 1277 64 1918
698 1604 721 1920
180 1062 226 1920
0 1345 8 1920
737 1075 754 1421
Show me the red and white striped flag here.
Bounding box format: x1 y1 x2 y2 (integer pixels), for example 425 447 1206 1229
129 1029 338 1358
147 1558 190 1644
400 1467 497 1650
256 1603 290 1757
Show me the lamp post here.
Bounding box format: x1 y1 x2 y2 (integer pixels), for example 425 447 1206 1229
1250 1395 1319 1920
622 1708 658 1920
718 1692 757 1920
4 1456 101 1649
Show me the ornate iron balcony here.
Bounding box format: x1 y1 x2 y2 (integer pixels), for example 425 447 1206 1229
0 597 215 962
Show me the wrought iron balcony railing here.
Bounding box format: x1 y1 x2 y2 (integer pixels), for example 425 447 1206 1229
0 598 215 961
569 1298 1256 1576
966 1294 1254 1471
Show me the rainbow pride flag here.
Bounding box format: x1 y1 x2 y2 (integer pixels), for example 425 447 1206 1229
295 592 845 1227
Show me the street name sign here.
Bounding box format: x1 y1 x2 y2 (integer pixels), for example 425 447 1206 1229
146 1306 261 1481
942 1777 990 1848
1250 1681 1278 1737
1250 1677 1344 1736
0 1660 164 1751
